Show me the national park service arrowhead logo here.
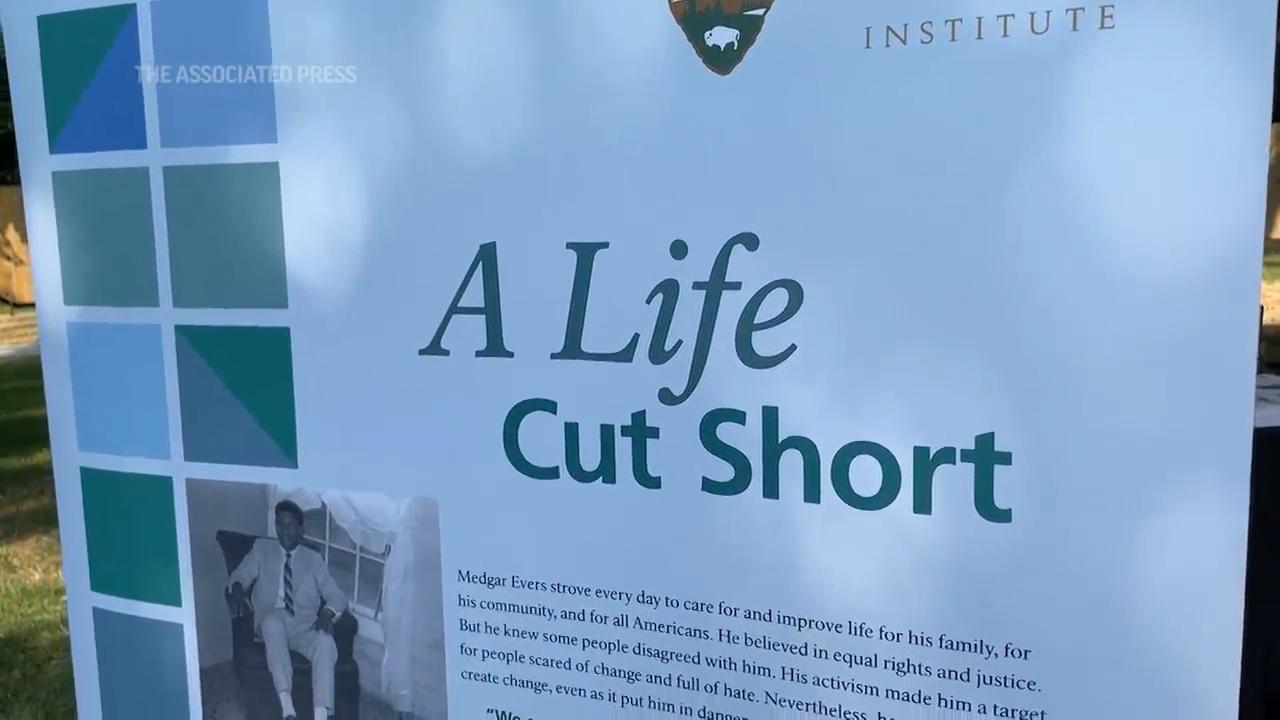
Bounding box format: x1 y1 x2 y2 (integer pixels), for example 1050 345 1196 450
670 0 775 76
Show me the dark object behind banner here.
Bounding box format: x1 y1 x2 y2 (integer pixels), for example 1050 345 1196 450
216 531 361 720
1241 427 1280 718
1274 4 1280 123
0 33 17 185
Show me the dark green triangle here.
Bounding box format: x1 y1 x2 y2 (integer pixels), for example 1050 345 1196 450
38 5 135 148
177 326 298 464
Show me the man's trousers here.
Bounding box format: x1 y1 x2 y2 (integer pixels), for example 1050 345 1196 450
258 608 339 711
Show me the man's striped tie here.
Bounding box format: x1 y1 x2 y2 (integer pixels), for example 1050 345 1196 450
283 552 294 617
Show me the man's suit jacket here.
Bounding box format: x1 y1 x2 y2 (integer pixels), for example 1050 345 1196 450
228 539 348 630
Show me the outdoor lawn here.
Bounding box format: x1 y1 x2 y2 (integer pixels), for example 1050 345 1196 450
1266 252 1280 284
0 352 74 717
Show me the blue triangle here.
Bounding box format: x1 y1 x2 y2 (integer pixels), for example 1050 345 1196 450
53 15 146 154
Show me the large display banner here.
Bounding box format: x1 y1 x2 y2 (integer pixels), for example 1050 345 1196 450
2 0 1276 718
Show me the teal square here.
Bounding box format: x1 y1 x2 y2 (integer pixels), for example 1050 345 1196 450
164 162 288 309
176 324 298 468
39 5 147 154
93 608 189 719
53 168 159 307
82 468 181 607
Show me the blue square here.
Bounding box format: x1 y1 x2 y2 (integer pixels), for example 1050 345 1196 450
152 0 277 147
39 5 148 154
68 323 170 459
93 609 189 719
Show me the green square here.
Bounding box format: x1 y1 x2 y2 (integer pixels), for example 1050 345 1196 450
81 468 182 607
176 325 298 468
53 168 159 307
164 162 288 309
38 5 147 154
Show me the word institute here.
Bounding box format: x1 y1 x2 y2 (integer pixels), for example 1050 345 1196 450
865 4 1117 49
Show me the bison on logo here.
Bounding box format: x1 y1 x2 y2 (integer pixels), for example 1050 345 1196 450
669 0 775 76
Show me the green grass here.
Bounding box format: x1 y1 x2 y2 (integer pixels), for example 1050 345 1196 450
0 353 74 717
1265 252 1280 283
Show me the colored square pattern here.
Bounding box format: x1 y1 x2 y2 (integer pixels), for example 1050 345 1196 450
165 163 289 309
53 168 159 308
93 608 189 719
81 468 181 606
38 5 146 154
37 2 294 712
152 0 278 147
67 322 170 459
176 325 298 468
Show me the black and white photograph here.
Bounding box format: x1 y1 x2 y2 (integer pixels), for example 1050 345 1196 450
186 477 448 720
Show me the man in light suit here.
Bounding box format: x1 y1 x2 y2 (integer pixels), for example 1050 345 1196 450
228 500 348 720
